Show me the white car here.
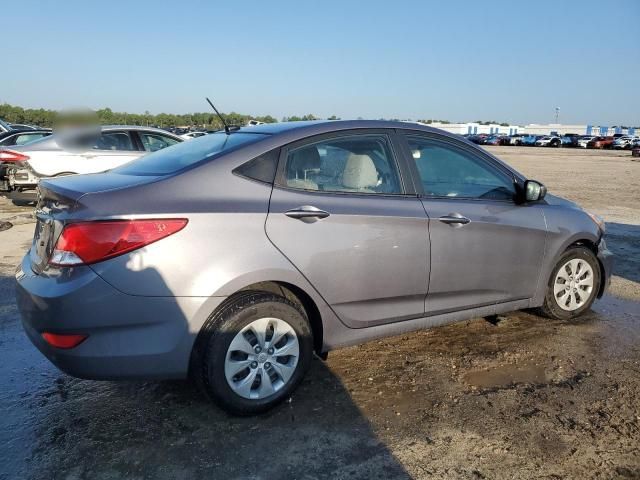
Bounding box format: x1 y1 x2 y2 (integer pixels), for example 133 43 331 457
612 136 636 149
0 126 182 200
534 135 561 147
577 136 596 148
180 131 207 140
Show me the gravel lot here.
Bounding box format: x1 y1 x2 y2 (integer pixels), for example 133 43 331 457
0 147 638 479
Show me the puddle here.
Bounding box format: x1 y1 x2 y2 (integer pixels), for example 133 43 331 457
463 364 547 389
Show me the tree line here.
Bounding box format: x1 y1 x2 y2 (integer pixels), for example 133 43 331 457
0 104 341 130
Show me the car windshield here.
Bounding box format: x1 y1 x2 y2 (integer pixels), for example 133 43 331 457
114 132 269 175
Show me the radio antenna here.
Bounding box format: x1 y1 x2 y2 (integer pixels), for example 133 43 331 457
206 97 237 134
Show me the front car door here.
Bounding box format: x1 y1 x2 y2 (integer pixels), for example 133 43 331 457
266 130 430 328
398 132 547 315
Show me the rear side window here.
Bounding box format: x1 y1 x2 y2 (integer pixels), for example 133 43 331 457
113 132 269 175
233 149 279 184
93 132 135 151
14 133 49 145
282 134 402 194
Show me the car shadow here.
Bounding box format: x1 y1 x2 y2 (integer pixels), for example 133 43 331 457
605 222 640 283
1 266 411 480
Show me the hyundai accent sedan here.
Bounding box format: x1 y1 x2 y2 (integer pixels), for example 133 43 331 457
16 120 612 415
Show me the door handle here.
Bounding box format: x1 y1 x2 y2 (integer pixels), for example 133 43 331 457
285 206 330 222
438 214 470 226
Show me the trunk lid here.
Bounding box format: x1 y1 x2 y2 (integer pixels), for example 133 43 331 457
29 172 163 273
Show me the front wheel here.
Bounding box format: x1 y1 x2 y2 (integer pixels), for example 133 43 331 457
537 247 601 320
192 291 313 415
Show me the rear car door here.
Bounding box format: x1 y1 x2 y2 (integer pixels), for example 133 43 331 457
78 130 142 173
399 132 547 315
266 130 429 328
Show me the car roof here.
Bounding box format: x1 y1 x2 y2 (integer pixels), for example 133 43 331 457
237 119 463 140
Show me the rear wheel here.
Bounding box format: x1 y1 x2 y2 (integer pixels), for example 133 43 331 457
537 247 601 320
192 291 313 415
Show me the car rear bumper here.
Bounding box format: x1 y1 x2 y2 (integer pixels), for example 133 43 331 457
597 237 613 296
15 253 224 380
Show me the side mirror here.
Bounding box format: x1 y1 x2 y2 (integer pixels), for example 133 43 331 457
524 180 547 202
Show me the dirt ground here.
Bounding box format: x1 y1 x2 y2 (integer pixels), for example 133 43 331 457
0 146 638 480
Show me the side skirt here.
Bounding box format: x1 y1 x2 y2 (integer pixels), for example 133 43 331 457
322 298 532 351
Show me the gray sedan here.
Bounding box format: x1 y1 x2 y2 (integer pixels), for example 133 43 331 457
15 120 612 414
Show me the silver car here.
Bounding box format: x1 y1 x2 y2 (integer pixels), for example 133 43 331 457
16 120 612 414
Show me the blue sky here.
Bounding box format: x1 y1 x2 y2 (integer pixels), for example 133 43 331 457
2 0 639 125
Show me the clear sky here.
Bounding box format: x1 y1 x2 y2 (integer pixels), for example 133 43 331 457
2 0 639 125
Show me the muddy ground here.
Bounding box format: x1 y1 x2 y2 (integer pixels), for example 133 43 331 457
0 146 638 479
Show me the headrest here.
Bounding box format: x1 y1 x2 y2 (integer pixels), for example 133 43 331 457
289 146 320 172
342 154 378 189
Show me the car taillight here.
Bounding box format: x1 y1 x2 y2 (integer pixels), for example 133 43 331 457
49 219 188 266
0 149 30 162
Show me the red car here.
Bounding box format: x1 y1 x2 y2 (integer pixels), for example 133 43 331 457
586 136 614 149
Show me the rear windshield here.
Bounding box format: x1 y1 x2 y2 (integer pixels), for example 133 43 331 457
113 132 269 175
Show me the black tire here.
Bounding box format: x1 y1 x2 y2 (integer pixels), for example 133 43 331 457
191 290 313 415
536 247 601 320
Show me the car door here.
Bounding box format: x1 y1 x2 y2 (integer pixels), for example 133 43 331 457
399 132 547 315
79 130 142 173
266 130 429 328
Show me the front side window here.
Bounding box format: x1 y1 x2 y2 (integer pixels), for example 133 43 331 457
93 132 135 151
138 132 181 152
283 134 402 194
407 135 515 200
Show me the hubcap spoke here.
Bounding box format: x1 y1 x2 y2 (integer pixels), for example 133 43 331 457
275 338 300 358
233 368 259 398
258 368 276 397
228 333 255 356
270 361 296 384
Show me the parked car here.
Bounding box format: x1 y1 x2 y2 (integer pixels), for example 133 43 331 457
505 134 524 146
483 135 504 146
587 136 615 149
0 129 52 147
612 136 636 149
8 123 40 130
16 120 612 415
535 135 562 147
0 118 13 133
0 129 52 194
0 126 182 202
577 136 596 148
520 134 541 146
560 134 580 148
180 131 207 140
468 134 489 144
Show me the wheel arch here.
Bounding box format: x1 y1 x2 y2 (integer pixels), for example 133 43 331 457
565 238 607 298
237 281 324 355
